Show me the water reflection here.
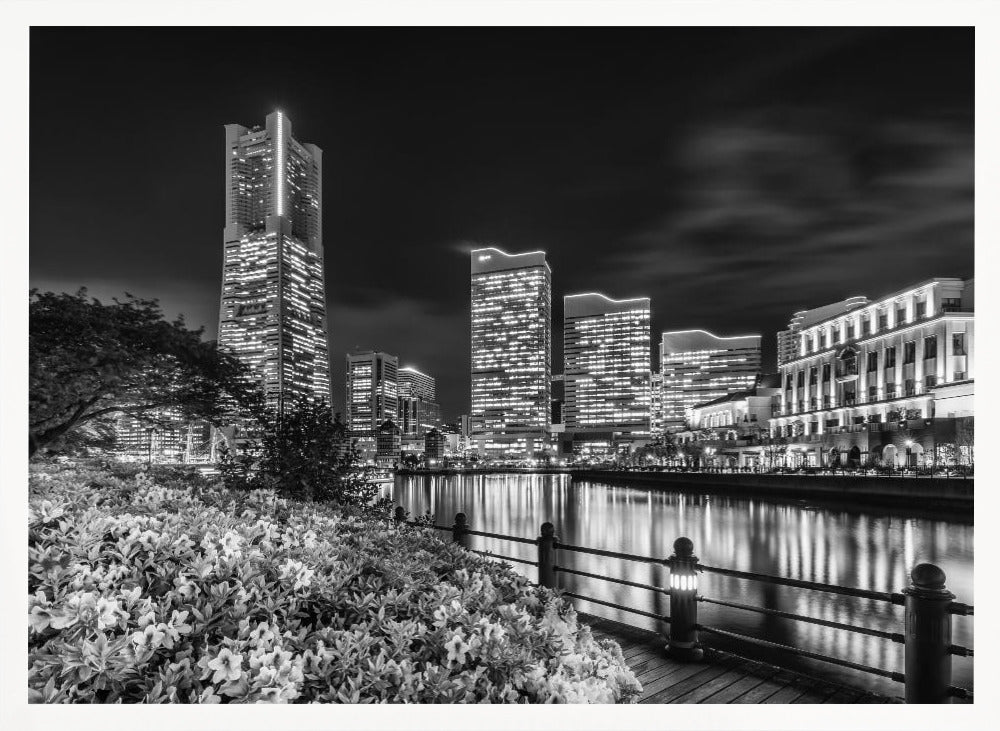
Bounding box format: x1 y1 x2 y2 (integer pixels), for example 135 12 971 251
389 474 973 697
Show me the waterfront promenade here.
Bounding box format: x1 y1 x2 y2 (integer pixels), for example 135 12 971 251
579 613 899 703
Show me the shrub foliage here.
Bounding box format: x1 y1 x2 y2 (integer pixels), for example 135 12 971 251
28 465 641 703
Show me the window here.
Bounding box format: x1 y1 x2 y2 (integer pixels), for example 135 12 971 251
904 379 915 396
942 297 962 311
867 352 878 371
925 374 937 389
809 397 817 410
833 327 841 343
923 335 937 359
878 312 888 330
823 395 831 409
896 306 906 324
785 373 793 389
952 332 966 356
797 371 805 388
903 341 916 364
954 370 966 381
862 315 871 334
868 385 878 400
846 324 855 340
809 367 818 385
822 363 831 381
916 301 927 318
797 400 804 413
885 382 896 398
885 346 896 368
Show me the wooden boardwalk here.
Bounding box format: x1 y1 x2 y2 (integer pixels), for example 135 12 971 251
580 613 902 704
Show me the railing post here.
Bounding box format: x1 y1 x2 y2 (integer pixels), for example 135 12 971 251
903 563 954 703
393 506 406 525
666 537 703 661
452 512 471 549
537 522 558 589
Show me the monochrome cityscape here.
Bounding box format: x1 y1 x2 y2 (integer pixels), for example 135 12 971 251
26 26 974 710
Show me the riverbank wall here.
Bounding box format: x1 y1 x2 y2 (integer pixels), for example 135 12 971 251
570 470 973 511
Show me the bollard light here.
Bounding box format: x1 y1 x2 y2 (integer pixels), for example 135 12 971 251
665 537 703 661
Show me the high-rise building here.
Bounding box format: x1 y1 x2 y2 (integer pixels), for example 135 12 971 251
470 247 552 458
218 111 330 407
777 296 869 366
660 330 762 430
398 366 441 436
563 293 651 454
346 351 399 438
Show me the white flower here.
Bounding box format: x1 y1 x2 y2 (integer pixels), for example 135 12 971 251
207 648 244 684
444 632 470 667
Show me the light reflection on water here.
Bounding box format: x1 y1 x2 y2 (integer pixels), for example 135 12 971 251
388 473 973 697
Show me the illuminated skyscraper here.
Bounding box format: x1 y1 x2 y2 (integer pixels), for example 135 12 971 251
218 110 331 408
470 247 551 457
660 330 762 430
346 351 399 436
398 366 441 436
563 293 651 454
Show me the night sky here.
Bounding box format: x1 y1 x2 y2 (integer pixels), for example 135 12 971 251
29 27 974 421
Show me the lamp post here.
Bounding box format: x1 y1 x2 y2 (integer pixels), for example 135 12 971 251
905 439 914 470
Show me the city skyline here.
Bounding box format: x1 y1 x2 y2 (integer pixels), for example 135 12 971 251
29 27 974 421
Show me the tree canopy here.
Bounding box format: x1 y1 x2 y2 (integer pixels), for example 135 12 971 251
29 289 262 457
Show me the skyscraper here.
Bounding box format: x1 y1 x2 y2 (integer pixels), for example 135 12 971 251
346 351 399 437
660 330 762 431
470 247 551 458
563 293 651 454
218 110 331 408
398 366 441 436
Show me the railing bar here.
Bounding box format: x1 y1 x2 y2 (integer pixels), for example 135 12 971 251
697 563 904 604
697 624 905 682
563 591 670 624
949 645 974 657
949 685 974 700
949 603 974 616
465 528 537 545
697 596 904 643
471 549 538 566
557 542 661 565
555 565 671 595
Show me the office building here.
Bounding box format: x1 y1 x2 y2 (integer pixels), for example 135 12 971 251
218 111 331 407
660 330 762 431
346 351 399 452
563 293 651 455
470 247 552 458
375 419 401 468
398 366 441 436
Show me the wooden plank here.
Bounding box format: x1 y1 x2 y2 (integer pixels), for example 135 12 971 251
669 662 758 704
823 688 864 704
654 660 745 704
731 675 789 704
702 669 777 704
638 661 716 700
623 643 659 661
763 681 810 704
792 686 838 703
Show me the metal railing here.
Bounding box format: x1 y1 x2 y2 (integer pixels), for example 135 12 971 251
395 507 974 704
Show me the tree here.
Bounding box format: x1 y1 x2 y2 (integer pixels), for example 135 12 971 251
29 289 261 458
219 400 389 514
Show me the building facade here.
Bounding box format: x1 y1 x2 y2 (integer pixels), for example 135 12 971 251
218 111 331 407
398 366 441 436
470 248 552 458
770 278 974 468
563 293 651 456
660 330 762 431
777 296 869 367
375 419 401 468
346 351 399 458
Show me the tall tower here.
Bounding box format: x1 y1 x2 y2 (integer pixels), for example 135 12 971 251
218 111 331 408
660 330 761 431
563 293 651 455
470 247 551 458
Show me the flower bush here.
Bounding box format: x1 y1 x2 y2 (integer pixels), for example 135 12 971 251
28 464 641 703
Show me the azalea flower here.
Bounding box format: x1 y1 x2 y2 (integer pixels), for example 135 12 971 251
132 623 166 650
207 648 244 684
95 597 123 630
444 632 470 667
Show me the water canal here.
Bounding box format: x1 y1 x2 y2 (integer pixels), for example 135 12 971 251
387 473 974 697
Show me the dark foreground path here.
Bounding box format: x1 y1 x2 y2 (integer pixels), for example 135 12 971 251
579 613 901 704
